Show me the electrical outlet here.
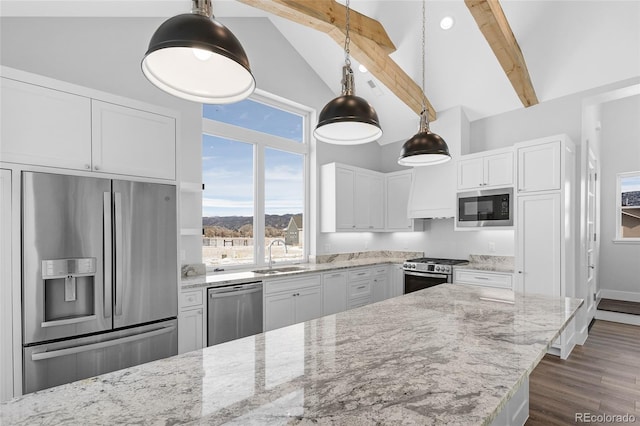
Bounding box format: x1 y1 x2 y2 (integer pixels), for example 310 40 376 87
180 249 186 261
488 242 496 253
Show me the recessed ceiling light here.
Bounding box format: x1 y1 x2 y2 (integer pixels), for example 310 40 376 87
359 64 368 73
440 16 454 30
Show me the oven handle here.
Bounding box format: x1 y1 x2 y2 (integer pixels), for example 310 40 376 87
404 271 449 279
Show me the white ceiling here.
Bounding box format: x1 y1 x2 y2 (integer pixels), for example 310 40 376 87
2 0 639 145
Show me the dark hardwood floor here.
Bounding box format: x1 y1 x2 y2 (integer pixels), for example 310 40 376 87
526 320 640 425
598 299 640 316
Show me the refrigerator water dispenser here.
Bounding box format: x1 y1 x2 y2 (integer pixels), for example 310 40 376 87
41 258 97 326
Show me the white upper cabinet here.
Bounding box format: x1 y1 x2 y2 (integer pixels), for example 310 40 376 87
321 163 384 232
1 69 177 181
354 170 384 230
516 140 561 193
1 77 92 170
457 150 513 190
91 101 176 180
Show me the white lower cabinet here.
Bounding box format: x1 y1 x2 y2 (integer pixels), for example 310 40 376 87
372 266 389 302
391 264 404 297
322 271 348 316
178 289 206 354
454 270 513 290
264 274 322 331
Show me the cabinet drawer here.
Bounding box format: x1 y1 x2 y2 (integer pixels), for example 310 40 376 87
348 296 371 309
265 274 321 295
454 270 512 289
348 269 371 280
373 266 388 276
349 280 371 299
181 290 203 308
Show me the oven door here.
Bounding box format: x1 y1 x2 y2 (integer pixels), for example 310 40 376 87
404 271 449 294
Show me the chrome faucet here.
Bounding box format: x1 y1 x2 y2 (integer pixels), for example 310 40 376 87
268 238 287 268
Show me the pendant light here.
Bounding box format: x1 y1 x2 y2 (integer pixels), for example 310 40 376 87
398 0 451 166
142 0 255 104
314 0 382 144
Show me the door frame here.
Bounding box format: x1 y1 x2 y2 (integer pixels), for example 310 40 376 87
579 83 640 343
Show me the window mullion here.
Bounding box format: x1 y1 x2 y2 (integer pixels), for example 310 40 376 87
255 144 266 266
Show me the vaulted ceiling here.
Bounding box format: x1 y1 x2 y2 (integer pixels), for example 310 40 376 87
2 0 639 145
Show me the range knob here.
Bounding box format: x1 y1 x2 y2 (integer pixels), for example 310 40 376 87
435 266 441 272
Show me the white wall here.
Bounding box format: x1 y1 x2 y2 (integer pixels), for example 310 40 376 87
0 16 335 263
469 77 640 154
598 94 640 298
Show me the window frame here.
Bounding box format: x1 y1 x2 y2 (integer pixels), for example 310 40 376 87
202 90 312 270
615 170 640 243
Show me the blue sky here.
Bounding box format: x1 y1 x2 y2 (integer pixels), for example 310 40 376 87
202 99 303 217
621 175 640 193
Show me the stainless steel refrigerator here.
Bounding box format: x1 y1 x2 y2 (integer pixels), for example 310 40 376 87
21 172 178 394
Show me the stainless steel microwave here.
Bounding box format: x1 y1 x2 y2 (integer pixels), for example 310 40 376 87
456 188 513 227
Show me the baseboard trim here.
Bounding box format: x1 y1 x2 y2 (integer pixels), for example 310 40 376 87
599 289 640 303
595 310 640 326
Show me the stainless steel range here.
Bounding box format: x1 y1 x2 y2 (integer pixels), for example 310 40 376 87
402 258 468 294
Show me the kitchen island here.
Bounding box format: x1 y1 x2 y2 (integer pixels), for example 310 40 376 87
1 284 582 425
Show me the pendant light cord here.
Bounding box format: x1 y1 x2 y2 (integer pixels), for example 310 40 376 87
420 0 430 132
344 0 351 68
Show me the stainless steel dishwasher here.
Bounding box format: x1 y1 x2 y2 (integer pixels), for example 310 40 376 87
207 281 263 346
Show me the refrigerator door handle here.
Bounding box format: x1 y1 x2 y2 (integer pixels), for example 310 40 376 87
114 192 123 317
103 192 112 319
31 325 176 361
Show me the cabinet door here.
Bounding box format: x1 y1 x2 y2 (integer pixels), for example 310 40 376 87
385 172 412 230
392 265 404 298
484 152 513 187
265 293 295 331
517 141 561 193
92 100 176 180
457 158 484 190
335 167 356 230
178 308 203 354
1 78 91 170
516 193 561 297
372 276 388 302
295 286 322 323
369 173 385 230
354 171 371 229
322 272 347 316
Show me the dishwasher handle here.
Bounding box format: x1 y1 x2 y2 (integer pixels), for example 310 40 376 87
208 282 262 298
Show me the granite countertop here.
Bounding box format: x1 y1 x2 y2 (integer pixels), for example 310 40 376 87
1 284 582 426
455 255 515 274
181 257 408 290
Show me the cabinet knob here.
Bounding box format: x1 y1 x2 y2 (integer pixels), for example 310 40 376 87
198 310 202 314
94 165 100 171
85 164 91 170
517 271 523 274
589 265 595 269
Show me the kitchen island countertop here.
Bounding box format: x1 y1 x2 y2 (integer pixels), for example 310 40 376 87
1 284 582 425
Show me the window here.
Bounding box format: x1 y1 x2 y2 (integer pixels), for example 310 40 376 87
616 171 640 241
202 95 310 268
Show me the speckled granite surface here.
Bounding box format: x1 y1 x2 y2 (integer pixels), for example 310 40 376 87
459 255 515 273
181 251 420 290
1 284 582 426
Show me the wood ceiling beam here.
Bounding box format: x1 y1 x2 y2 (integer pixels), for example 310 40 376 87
237 0 435 120
465 0 539 107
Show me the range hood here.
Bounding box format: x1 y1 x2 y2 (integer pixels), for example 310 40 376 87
406 106 468 219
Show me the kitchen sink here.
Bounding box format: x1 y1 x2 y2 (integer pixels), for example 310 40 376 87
252 266 307 274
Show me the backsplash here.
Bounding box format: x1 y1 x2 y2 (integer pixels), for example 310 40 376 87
468 255 514 269
314 250 423 264
181 263 206 277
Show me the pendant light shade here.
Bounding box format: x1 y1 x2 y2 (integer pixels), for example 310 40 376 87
314 68 382 144
397 0 450 167
314 0 382 145
142 0 255 104
398 111 451 166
